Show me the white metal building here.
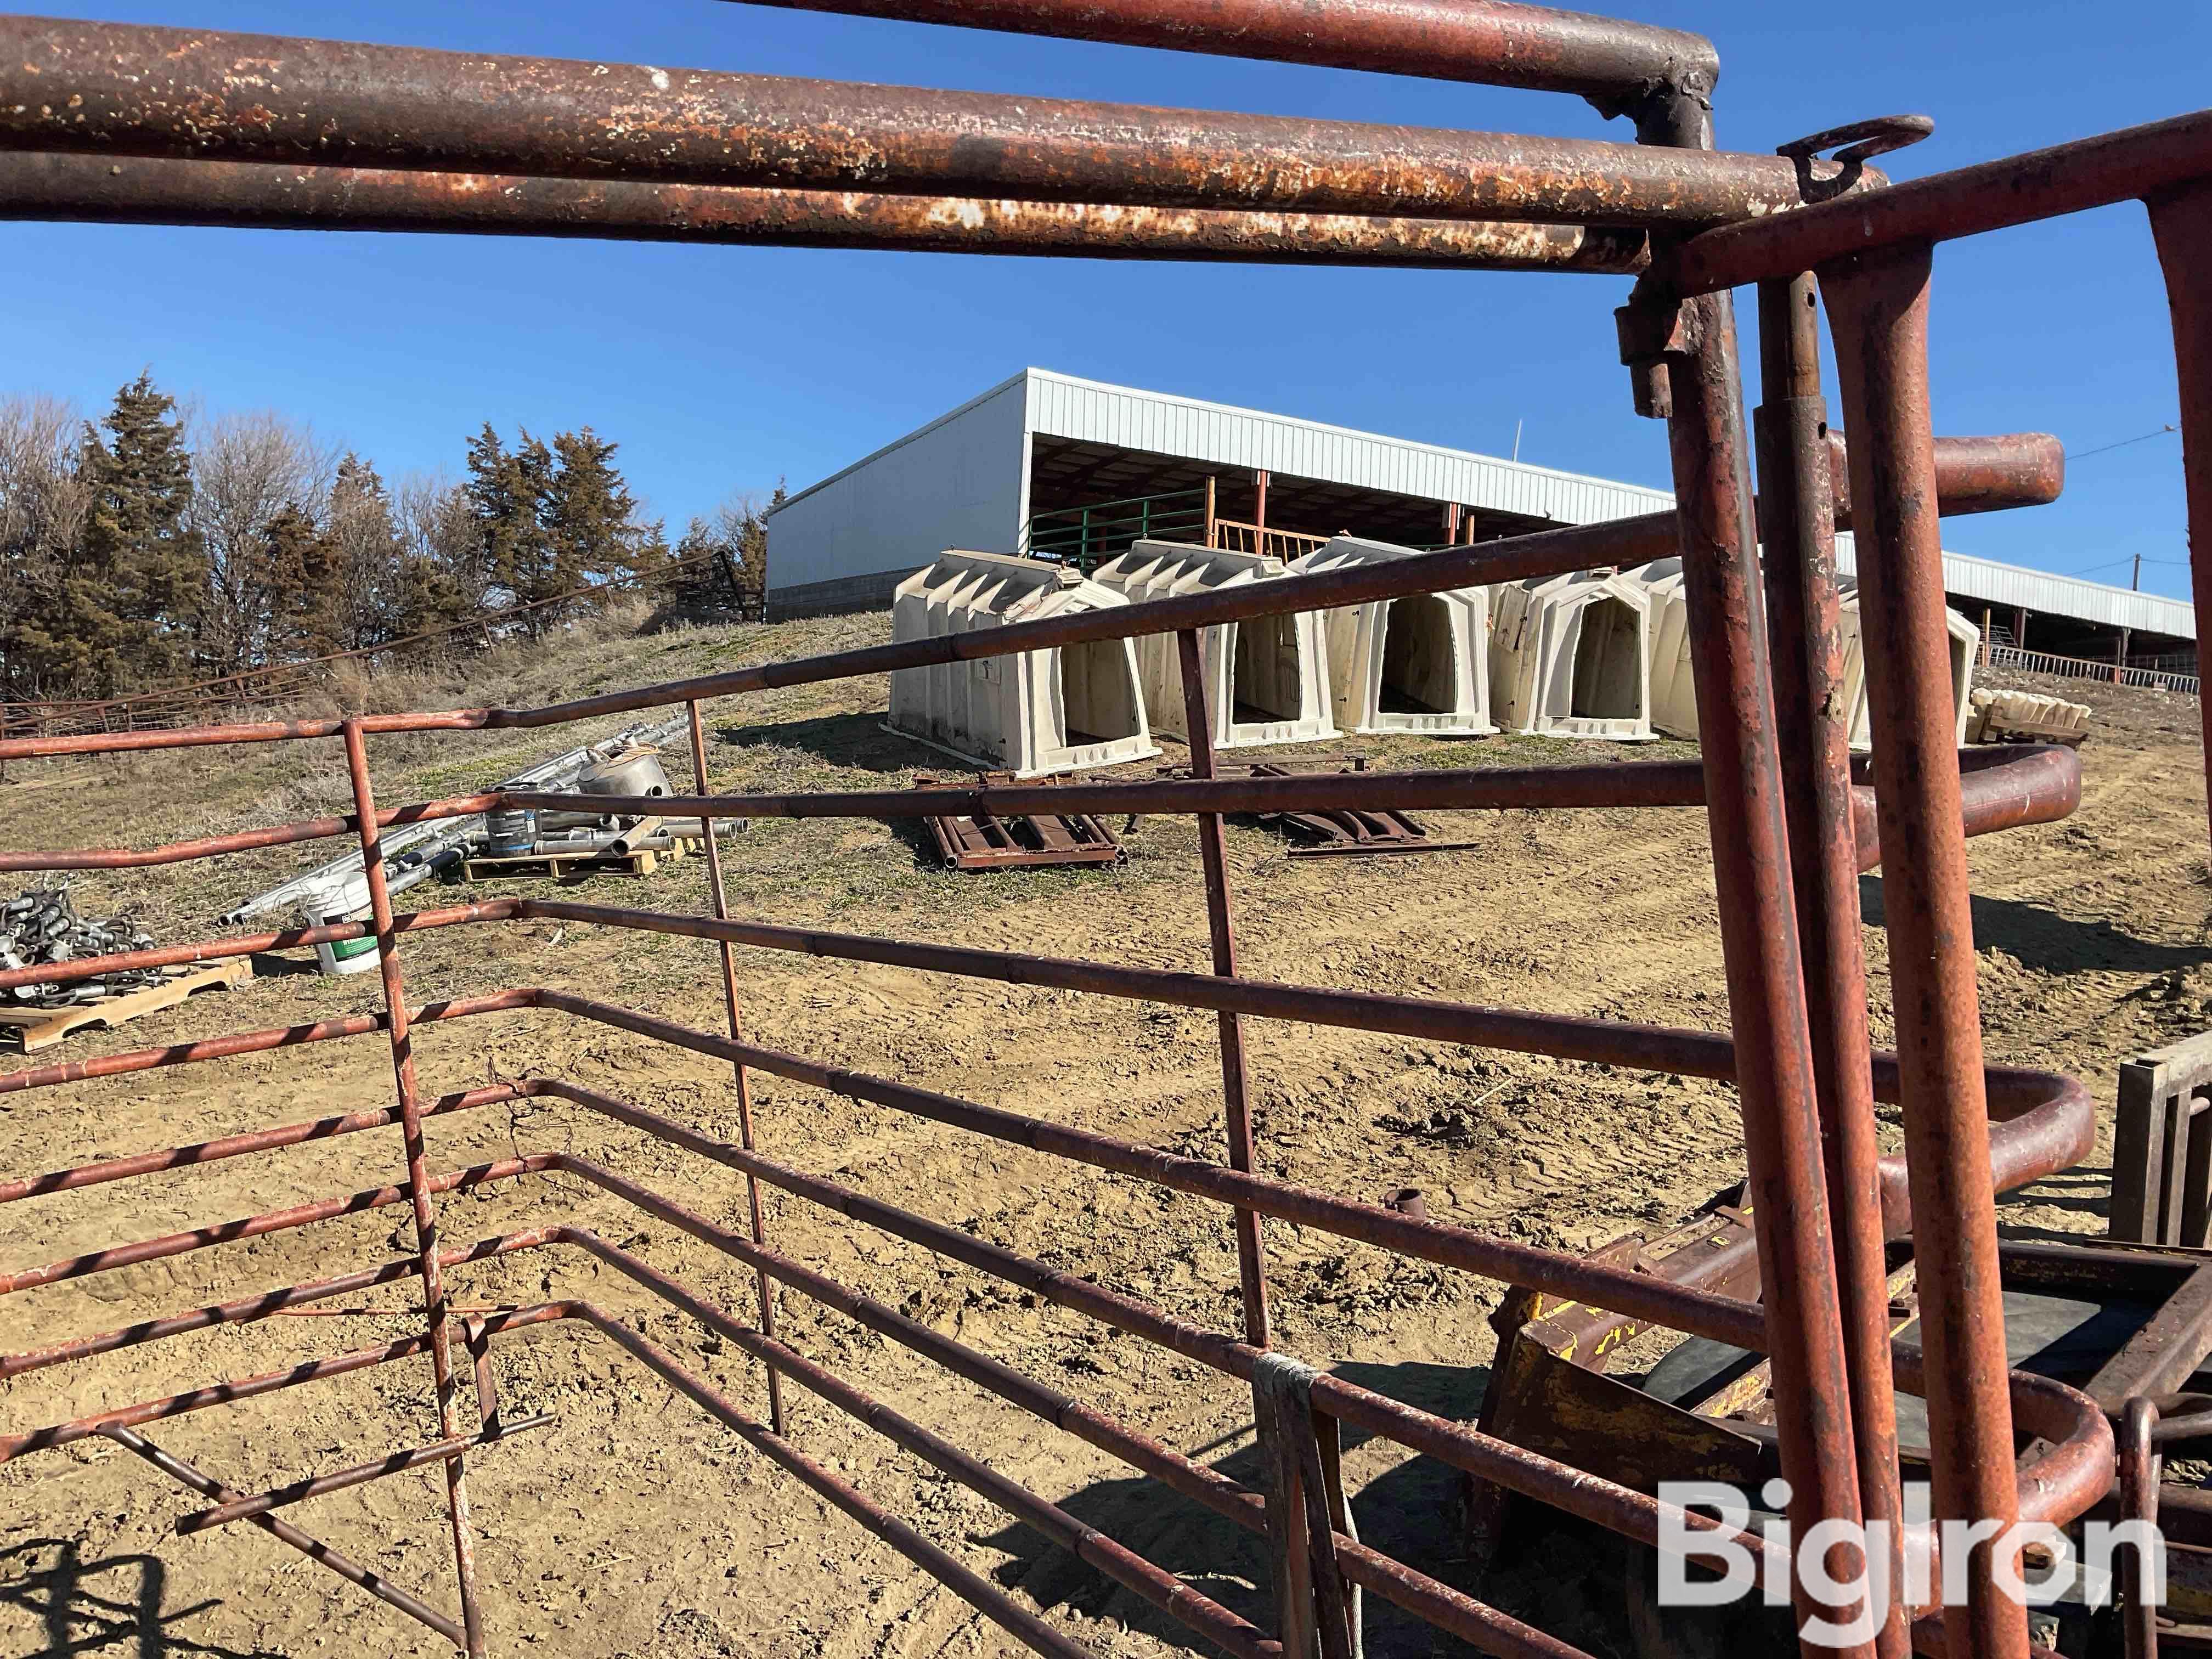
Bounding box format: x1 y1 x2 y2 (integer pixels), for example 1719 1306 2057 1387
765 367 2193 662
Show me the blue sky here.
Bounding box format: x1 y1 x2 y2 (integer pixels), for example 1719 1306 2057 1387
6 1 2207 597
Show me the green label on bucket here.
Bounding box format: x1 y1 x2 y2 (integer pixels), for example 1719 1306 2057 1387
330 937 378 960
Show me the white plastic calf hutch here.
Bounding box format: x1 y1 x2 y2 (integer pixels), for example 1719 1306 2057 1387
1633 560 1978 748
1838 580 1980 749
1489 569 1655 740
1091 540 1337 749
1632 558 1700 740
886 551 1159 777
1284 535 1496 737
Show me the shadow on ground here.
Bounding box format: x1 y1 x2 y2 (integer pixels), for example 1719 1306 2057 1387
711 711 927 777
1860 877 2212 977
966 1358 1635 1658
0 1538 280 1657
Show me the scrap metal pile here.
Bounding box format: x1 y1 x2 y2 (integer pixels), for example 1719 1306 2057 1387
0 9 2208 1659
0 888 157 1006
220 714 742 929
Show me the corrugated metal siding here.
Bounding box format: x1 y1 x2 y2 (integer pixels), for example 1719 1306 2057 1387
766 378 1029 590
1024 369 1674 527
1835 533 2192 639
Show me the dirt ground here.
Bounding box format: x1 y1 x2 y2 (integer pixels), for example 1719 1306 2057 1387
0 617 2205 1659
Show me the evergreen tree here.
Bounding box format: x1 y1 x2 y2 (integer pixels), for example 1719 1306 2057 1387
14 374 205 696
262 504 343 661
468 423 666 633
464 423 554 618
544 427 668 584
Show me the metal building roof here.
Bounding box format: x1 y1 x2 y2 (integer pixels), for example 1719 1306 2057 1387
1833 534 2192 639
774 367 2192 641
1023 368 1677 528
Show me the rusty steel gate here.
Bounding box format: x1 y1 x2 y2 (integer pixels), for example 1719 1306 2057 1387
0 7 2207 1659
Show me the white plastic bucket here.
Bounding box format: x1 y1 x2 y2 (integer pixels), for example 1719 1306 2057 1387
299 873 381 977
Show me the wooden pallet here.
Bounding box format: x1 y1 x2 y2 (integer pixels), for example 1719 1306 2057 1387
910 776 1122 871
0 957 253 1052
458 838 699 882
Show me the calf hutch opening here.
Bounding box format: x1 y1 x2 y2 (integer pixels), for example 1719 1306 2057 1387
1288 536 1497 736
887 551 1159 776
1490 570 1655 741
1094 539 1336 748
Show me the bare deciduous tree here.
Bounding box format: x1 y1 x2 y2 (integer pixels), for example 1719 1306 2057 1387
0 394 90 698
188 409 336 674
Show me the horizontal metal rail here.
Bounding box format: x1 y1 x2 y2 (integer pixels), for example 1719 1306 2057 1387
174 1415 556 1533
0 879 2094 1235
0 20 1869 227
718 0 1720 101
0 1184 1662 1659
1669 106 2212 294
0 1103 2108 1585
1985 644 2199 695
0 740 2079 881
0 155 1659 273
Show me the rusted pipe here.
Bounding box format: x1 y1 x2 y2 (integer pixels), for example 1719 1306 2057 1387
723 0 1717 101
0 899 516 992
0 19 1864 227
1672 109 2212 294
684 697 785 1435
529 989 1769 1350
0 992 534 1094
1826 431 2064 523
177 1415 555 1533
0 489 2038 761
563 1227 1281 1659
1656 238 1871 1645
2120 1397 2162 1659
0 738 2079 876
0 947 2095 1240
2148 184 2212 864
1 1111 2108 1640
0 790 500 871
501 744 2081 836
340 719 485 1658
99 1425 470 1647
1822 246 2025 1659
0 153 1654 273
542 1307 1106 1659
0 1226 559 1382
0 1079 527 1195
0 1154 548 1297
0 1303 579 1463
1757 272 1906 1659
1175 629 1270 1348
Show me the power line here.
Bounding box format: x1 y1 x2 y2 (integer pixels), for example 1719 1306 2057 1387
2071 422 2178 460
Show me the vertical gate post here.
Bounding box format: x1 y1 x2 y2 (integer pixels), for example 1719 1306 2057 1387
1820 244 2027 1659
1646 280 1872 1658
2149 183 2212 861
1177 627 1270 1347
687 698 787 1434
1754 271 1906 1659
340 718 487 1657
